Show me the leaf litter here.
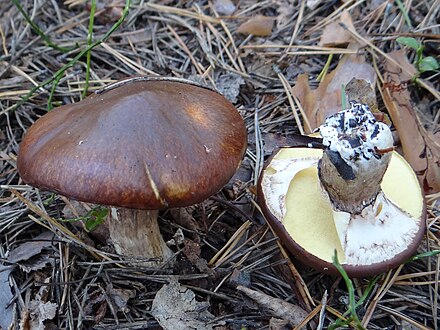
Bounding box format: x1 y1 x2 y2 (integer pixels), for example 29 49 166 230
150 278 216 330
0 266 14 330
291 12 378 132
0 0 439 329
382 49 440 194
236 15 275 37
6 231 55 273
237 285 309 327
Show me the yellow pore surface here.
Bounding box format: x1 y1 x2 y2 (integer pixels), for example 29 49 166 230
270 148 423 263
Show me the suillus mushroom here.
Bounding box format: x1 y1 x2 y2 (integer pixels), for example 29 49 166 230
258 102 425 277
17 76 247 266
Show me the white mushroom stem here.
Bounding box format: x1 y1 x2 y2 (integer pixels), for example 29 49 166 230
332 192 419 265
316 102 422 265
318 102 394 214
108 208 174 267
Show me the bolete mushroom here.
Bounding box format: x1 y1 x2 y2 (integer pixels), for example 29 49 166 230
17 76 247 266
258 102 425 277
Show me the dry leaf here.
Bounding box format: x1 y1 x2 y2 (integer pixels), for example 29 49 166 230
319 10 355 47
20 300 58 330
229 268 251 287
170 208 200 242
123 29 152 44
292 12 376 132
382 50 440 193
216 72 245 103
269 318 291 330
237 285 309 326
245 53 277 80
7 231 54 273
292 54 376 132
0 266 13 330
182 239 213 274
250 132 323 156
306 0 322 10
83 289 107 323
106 284 136 312
7 232 54 264
150 278 215 330
276 0 295 30
345 78 377 112
237 15 275 37
345 78 391 125
86 0 124 24
213 0 236 15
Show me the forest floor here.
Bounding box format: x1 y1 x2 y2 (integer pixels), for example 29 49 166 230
0 0 439 329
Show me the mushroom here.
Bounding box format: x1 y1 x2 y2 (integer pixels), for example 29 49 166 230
258 102 425 277
17 76 247 266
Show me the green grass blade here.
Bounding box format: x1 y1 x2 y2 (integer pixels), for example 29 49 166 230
317 53 333 82
329 251 366 330
408 250 440 262
11 0 73 53
82 0 97 99
12 0 132 112
341 84 347 110
395 0 413 30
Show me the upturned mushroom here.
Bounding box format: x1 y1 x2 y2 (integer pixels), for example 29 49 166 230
17 76 247 266
258 102 425 277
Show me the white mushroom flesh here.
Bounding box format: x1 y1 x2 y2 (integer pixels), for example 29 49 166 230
261 156 319 220
334 192 420 265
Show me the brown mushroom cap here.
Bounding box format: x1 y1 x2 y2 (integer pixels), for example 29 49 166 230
17 77 247 209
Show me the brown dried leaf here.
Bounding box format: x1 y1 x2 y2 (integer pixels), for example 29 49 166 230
319 10 355 47
20 300 58 330
229 268 251 287
213 0 236 15
269 318 291 330
276 0 295 30
151 278 215 330
83 289 106 322
382 50 440 193
182 238 213 274
237 15 275 37
7 231 54 272
86 0 124 24
170 208 201 242
345 78 391 125
216 72 245 103
245 53 277 80
292 54 376 132
256 132 323 156
345 78 378 111
106 284 136 312
292 11 376 132
237 286 309 326
0 266 13 330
